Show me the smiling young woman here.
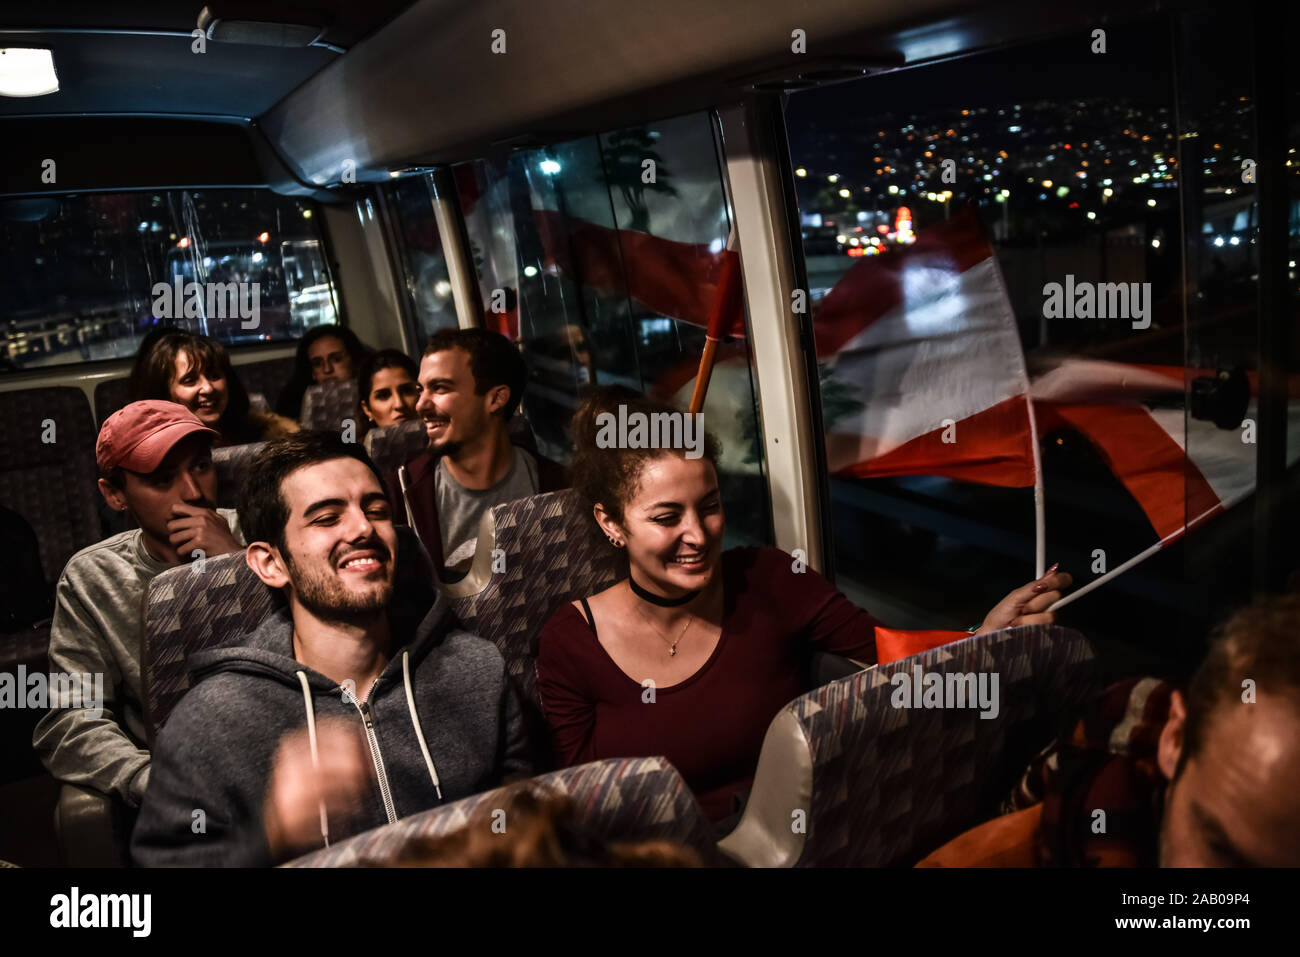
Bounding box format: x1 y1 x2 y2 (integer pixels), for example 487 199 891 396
130 331 298 447
535 386 1073 823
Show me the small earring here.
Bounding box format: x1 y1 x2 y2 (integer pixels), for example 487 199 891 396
607 535 623 548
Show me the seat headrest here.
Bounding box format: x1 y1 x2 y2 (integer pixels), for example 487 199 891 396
719 624 1101 867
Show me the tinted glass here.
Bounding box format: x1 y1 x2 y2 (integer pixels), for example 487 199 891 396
0 188 335 373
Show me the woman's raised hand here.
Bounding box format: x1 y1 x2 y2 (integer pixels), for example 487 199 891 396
974 563 1074 635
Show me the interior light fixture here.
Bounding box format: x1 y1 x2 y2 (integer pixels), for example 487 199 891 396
0 48 58 97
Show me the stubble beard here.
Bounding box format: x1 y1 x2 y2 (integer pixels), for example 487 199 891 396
284 546 394 627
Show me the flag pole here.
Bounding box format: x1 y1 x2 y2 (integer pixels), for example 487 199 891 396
688 224 739 415
1048 494 1235 612
1027 396 1046 579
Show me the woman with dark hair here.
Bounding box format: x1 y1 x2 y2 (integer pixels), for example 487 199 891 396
130 331 298 446
357 349 421 430
274 324 371 421
535 386 1074 822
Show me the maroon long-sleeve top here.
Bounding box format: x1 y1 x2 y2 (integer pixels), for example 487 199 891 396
535 546 882 821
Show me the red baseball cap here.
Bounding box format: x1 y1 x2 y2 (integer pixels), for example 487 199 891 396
96 400 219 475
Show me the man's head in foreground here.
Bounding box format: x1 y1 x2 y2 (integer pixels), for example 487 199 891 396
1157 592 1300 866
239 432 399 625
96 400 220 563
415 327 526 457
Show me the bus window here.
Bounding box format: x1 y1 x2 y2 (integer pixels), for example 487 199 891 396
452 112 772 548
785 15 1279 662
387 175 459 337
0 188 335 372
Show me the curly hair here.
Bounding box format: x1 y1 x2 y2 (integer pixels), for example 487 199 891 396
569 385 721 525
376 783 702 868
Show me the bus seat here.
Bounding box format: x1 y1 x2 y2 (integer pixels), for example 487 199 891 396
0 625 51 678
212 442 266 509
363 419 427 474
93 377 133 426
141 551 274 742
442 489 628 767
142 526 432 739
235 357 295 408
248 392 270 415
717 624 1102 867
282 755 717 867
54 783 132 868
300 379 360 432
0 387 101 592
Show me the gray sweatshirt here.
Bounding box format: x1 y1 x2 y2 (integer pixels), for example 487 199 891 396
32 509 241 807
130 580 532 867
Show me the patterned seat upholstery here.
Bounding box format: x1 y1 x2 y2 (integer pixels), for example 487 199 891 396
0 387 101 589
284 756 717 867
212 442 266 509
364 419 427 475
300 379 360 433
141 552 275 741
142 526 433 739
93 376 134 426
718 624 1102 867
445 489 627 766
235 356 295 406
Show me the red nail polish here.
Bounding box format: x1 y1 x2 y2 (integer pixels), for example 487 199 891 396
1032 582 1048 593
1045 562 1060 576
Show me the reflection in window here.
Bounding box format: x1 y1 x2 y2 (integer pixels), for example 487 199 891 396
0 189 335 372
787 18 1274 659
453 112 771 547
388 176 458 338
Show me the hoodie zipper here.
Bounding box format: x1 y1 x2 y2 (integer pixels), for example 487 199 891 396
342 683 398 826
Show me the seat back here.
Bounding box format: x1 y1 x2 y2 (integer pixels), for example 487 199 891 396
142 526 434 738
364 419 427 475
142 552 275 741
718 624 1102 867
0 387 101 589
92 376 134 426
284 756 717 867
212 442 266 509
446 489 626 713
236 356 296 406
300 379 360 432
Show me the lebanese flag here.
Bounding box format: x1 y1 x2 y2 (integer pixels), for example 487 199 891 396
532 208 746 340
816 208 1038 489
1032 358 1300 541
454 162 521 340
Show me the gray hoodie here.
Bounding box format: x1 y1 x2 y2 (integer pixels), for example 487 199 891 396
130 581 531 867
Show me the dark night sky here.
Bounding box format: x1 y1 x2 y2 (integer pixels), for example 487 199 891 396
786 19 1177 145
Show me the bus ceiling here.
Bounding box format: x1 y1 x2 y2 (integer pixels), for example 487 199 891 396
258 0 1172 184
0 0 1172 194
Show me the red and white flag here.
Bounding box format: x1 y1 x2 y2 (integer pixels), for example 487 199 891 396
815 208 1042 491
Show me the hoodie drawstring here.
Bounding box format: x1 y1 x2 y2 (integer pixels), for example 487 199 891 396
402 650 443 801
295 670 331 848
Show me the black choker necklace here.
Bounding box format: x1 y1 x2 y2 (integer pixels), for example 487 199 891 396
629 574 700 607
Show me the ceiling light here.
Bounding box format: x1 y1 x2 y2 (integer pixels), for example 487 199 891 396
0 48 58 97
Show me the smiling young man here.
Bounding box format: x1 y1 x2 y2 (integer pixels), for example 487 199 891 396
33 400 243 810
385 328 564 573
131 431 531 866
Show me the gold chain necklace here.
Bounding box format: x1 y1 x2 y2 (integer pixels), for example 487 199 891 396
634 603 693 657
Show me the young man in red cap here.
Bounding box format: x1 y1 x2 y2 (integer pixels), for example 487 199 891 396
33 400 244 810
